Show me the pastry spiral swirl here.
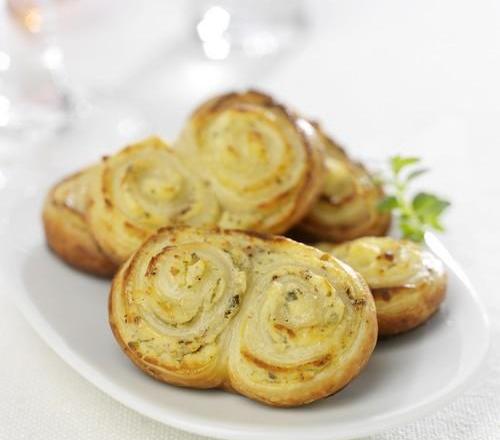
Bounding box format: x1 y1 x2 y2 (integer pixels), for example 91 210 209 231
45 91 329 276
86 137 220 264
42 166 117 276
297 132 390 242
109 227 378 406
319 237 447 335
110 227 250 387
175 91 325 233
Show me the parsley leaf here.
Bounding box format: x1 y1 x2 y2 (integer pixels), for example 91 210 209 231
412 192 450 231
406 168 429 181
377 195 398 212
390 156 420 175
378 156 450 242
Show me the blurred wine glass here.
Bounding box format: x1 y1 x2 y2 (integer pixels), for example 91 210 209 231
0 0 147 144
0 0 79 136
121 0 308 122
192 0 307 61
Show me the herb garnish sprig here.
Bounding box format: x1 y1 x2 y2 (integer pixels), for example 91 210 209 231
377 156 450 242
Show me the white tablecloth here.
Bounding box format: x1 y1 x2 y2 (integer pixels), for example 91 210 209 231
1 0 499 438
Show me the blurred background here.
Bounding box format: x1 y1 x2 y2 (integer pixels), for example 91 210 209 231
1 0 499 150
0 0 499 438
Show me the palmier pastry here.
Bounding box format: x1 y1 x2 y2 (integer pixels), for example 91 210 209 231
86 137 220 264
297 132 390 242
319 237 447 336
45 91 328 276
174 90 325 233
42 166 117 276
109 227 377 407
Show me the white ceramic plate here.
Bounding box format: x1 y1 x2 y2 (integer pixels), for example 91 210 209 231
2 188 490 440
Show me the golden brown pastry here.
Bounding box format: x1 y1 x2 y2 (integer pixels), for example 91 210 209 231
86 136 220 265
174 90 325 233
109 227 377 407
318 237 447 336
46 90 329 276
296 132 390 242
42 166 117 276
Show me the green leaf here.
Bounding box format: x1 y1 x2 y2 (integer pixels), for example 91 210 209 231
412 192 450 231
390 155 420 175
412 192 450 216
405 168 429 182
377 195 398 212
380 154 450 242
399 218 425 242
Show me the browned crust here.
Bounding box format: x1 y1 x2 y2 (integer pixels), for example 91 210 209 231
374 274 447 336
107 227 268 389
240 350 332 372
42 173 117 277
294 129 391 243
45 92 326 276
291 211 391 244
268 116 325 233
185 90 326 234
316 238 448 337
155 225 296 247
227 268 378 407
231 317 377 407
108 227 378 407
108 256 227 389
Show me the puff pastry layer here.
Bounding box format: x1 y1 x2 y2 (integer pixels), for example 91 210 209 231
319 237 447 336
44 90 328 275
86 137 220 264
109 227 377 406
175 91 325 233
42 166 117 276
297 131 390 242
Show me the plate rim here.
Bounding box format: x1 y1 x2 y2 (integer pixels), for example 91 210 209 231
5 233 491 440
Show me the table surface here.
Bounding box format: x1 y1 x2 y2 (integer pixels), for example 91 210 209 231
1 0 499 439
